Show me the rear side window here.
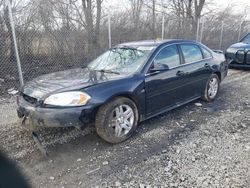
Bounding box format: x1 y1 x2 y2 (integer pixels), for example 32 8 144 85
202 47 212 58
154 45 180 68
180 44 203 63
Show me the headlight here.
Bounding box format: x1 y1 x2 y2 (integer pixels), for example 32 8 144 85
44 91 91 106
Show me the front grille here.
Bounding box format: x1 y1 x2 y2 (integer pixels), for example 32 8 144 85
22 93 38 104
246 51 250 64
235 50 245 64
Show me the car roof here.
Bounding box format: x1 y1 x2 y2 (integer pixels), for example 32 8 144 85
117 39 197 48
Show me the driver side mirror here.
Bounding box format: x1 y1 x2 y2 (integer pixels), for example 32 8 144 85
150 62 169 73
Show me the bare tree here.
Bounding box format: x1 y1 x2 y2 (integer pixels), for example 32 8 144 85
81 0 103 56
152 0 156 38
193 0 205 32
129 0 143 39
3 0 15 61
165 0 206 38
0 0 7 60
1 0 250 93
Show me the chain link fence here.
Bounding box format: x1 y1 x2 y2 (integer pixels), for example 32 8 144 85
1 0 250 126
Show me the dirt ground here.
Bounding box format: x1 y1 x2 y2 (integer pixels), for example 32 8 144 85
0 69 250 188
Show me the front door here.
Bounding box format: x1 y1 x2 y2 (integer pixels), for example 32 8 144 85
145 44 188 116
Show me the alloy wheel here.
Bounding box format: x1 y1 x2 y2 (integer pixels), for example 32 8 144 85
109 104 135 137
208 77 219 99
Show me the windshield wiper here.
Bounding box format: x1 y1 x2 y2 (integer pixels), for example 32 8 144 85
95 69 120 75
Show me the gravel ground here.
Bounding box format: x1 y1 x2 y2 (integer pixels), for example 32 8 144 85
0 69 250 188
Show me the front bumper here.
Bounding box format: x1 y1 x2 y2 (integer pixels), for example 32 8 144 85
17 96 95 128
226 49 250 70
228 62 250 70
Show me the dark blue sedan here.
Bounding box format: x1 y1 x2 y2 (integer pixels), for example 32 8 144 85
17 39 228 143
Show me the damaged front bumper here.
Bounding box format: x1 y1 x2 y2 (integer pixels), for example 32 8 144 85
226 49 250 69
228 62 250 69
17 95 95 128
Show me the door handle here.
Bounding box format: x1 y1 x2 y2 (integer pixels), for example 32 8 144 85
176 70 186 76
204 63 210 68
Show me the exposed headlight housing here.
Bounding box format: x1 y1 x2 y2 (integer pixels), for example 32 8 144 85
44 91 91 107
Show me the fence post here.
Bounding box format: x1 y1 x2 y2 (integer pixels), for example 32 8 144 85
7 0 24 87
219 21 224 50
108 13 111 48
161 14 165 40
200 20 204 42
196 18 200 41
238 20 243 42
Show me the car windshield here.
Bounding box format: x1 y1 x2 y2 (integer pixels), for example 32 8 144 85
241 33 250 43
88 46 155 74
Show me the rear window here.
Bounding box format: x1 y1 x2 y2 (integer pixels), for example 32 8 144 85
201 47 212 59
180 44 203 63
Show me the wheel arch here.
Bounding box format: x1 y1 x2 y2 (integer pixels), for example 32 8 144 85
213 71 221 82
105 92 140 110
94 92 140 143
96 92 142 121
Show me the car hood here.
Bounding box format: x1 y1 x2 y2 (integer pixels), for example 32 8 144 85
22 68 125 99
229 42 250 49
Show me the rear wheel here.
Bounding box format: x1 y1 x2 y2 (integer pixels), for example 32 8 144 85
95 97 139 143
202 74 220 102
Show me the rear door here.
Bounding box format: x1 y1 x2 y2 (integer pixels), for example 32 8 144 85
178 43 213 98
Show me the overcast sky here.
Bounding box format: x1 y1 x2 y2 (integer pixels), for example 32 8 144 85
105 0 250 19
217 0 250 9
215 0 250 14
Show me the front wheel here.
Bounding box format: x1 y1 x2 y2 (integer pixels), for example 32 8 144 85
202 74 220 102
95 97 139 143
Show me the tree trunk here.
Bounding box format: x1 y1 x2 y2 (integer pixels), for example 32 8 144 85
4 6 15 62
82 0 102 57
152 0 156 39
192 0 205 34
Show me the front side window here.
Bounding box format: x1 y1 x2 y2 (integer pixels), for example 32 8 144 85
88 46 155 74
154 45 180 69
180 44 203 63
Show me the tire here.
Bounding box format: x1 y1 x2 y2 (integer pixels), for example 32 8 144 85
95 97 139 144
202 74 220 102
